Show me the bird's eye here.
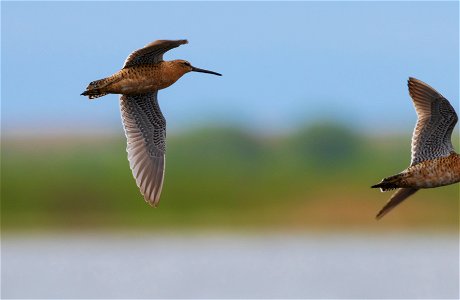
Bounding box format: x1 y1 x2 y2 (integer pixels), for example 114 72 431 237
183 61 191 66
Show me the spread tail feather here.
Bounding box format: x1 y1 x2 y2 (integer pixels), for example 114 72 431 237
371 174 403 192
376 188 419 220
81 89 108 99
81 77 113 99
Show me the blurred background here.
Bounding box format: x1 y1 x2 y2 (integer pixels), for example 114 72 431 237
2 1 459 298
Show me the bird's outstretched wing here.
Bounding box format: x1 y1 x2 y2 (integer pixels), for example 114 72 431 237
408 77 458 166
120 92 166 207
376 188 419 220
123 39 188 68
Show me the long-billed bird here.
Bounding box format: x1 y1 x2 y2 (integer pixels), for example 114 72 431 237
82 40 221 206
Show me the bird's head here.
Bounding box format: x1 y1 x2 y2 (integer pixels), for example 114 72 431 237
172 59 222 76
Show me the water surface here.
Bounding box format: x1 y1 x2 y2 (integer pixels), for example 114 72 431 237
2 233 458 298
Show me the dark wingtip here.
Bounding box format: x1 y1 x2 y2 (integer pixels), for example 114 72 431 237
375 205 389 220
81 91 88 96
375 206 391 220
408 77 417 86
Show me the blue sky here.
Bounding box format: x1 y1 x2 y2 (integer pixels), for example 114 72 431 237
2 1 459 136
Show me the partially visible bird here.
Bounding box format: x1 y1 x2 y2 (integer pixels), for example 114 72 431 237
371 77 460 219
82 39 221 207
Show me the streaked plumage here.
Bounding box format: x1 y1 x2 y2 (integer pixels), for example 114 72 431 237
372 77 460 219
82 40 221 206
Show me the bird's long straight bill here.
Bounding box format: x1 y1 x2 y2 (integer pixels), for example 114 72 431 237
191 66 222 76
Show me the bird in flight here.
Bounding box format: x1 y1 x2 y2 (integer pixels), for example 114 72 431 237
372 77 459 219
82 39 222 207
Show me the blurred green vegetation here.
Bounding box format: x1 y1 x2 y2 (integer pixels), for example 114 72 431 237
2 122 459 232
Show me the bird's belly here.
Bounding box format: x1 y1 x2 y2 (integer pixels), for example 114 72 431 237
405 155 460 188
109 74 175 95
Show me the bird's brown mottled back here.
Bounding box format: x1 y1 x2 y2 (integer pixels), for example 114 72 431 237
99 61 190 96
398 153 460 188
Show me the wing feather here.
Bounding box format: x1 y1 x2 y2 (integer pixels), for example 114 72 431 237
376 188 419 220
123 39 188 68
119 92 166 207
408 77 458 165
